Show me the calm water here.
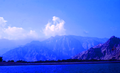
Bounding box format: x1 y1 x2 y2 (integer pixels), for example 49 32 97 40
0 63 120 73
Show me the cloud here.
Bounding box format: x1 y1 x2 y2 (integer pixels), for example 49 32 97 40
0 17 38 40
0 16 66 40
0 17 7 27
3 26 38 40
43 16 66 37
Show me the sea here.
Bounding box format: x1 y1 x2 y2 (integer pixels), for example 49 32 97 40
0 63 120 73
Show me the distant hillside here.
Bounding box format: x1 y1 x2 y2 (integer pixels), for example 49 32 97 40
2 35 107 61
72 36 120 60
0 39 33 55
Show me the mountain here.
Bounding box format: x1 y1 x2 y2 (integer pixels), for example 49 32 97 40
72 36 120 60
71 35 107 49
0 39 34 56
2 41 57 61
2 35 107 61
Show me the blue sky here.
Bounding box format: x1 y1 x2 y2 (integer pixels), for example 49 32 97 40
0 0 120 40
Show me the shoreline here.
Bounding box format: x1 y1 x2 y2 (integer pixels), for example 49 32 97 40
0 61 120 66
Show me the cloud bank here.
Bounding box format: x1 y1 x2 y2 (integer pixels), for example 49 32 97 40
43 16 66 37
0 16 66 40
0 17 38 40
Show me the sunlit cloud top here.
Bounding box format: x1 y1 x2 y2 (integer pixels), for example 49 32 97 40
43 16 66 37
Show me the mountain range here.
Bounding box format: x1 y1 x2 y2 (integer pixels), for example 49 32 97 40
2 35 107 61
0 39 34 56
72 36 120 60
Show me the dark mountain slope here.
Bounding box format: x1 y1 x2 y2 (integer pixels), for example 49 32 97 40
72 36 120 60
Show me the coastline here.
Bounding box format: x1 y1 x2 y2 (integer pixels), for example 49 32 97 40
0 61 120 66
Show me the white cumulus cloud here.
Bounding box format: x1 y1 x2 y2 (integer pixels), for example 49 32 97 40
0 17 38 40
43 16 66 37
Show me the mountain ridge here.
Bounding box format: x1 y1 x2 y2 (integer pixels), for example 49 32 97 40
2 35 107 61
72 36 120 60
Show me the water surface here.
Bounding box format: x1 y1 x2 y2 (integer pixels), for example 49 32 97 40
0 63 120 73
